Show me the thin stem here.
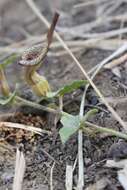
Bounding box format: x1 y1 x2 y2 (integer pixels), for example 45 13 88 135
85 121 127 140
77 89 87 189
59 96 63 111
15 95 59 114
79 89 87 117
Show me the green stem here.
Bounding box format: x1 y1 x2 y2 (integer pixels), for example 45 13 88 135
59 96 63 111
11 94 127 141
84 121 127 140
15 95 59 114
77 87 87 188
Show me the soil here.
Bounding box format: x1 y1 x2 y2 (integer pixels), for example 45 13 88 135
0 0 127 190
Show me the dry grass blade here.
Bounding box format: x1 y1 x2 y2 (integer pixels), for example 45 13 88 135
13 148 26 190
25 0 127 131
74 0 109 8
1 38 127 55
63 13 127 34
52 39 127 51
88 43 127 76
66 165 73 190
104 53 127 69
0 121 51 135
57 26 127 39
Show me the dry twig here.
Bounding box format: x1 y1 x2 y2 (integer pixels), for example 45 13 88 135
13 148 26 190
50 162 55 190
66 165 73 190
104 53 127 69
0 121 51 135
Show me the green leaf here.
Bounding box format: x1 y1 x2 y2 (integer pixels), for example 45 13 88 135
59 113 80 144
0 89 16 105
47 80 88 98
82 109 98 122
0 54 18 69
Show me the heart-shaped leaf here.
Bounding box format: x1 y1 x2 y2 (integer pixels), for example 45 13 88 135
59 113 81 144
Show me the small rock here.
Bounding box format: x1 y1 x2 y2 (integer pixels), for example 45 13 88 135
108 140 127 160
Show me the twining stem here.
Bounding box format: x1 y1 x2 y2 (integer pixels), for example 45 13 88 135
84 121 127 140
13 95 127 141
15 96 59 114
15 95 127 141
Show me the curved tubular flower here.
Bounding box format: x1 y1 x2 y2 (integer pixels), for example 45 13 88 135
19 13 59 96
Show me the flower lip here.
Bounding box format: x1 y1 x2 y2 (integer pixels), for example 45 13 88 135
19 50 41 66
19 12 59 67
25 52 39 61
19 44 45 66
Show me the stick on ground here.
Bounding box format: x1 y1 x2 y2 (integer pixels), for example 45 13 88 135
13 148 26 190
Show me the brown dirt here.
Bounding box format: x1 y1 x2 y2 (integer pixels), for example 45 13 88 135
0 0 127 190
